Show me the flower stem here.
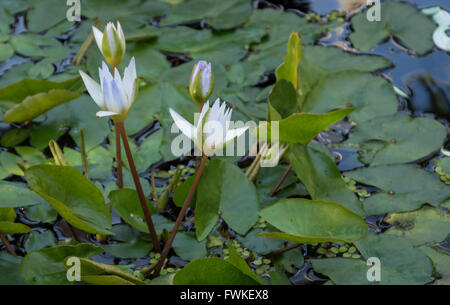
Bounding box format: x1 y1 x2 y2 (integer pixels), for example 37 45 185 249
265 243 301 258
115 125 123 189
153 154 208 277
116 121 160 253
268 164 292 197
0 233 16 256
80 129 89 179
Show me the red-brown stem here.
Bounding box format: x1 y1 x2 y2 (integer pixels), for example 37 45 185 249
0 233 16 256
268 164 292 197
116 121 160 253
265 243 301 258
115 125 123 189
153 154 208 277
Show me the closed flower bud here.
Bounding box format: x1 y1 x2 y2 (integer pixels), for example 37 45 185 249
189 60 214 105
92 21 126 68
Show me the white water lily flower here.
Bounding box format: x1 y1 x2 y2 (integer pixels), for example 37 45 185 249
189 60 214 105
170 99 248 156
92 21 126 67
79 57 138 121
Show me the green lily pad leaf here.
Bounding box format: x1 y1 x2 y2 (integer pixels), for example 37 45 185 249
345 113 447 166
256 166 307 208
246 9 333 71
259 108 354 144
196 159 259 240
301 71 397 124
269 268 291 285
385 206 449 246
108 188 158 234
161 0 252 30
273 246 304 273
102 224 153 259
24 200 57 223
0 253 25 285
311 232 434 284
0 207 31 234
420 246 450 285
134 129 163 172
0 151 24 177
237 228 285 256
173 257 261 285
64 257 146 285
64 146 113 180
124 84 162 135
15 146 48 167
30 95 109 150
173 175 196 208
126 43 170 83
258 198 367 244
24 230 56 253
299 45 392 95
126 25 162 41
0 42 13 62
3 89 80 123
0 77 81 105
173 232 207 261
155 26 265 66
9 34 60 58
349 2 436 55
25 165 112 235
289 143 365 216
227 242 265 285
0 181 46 208
27 0 68 32
19 244 103 285
344 164 450 215
0 127 31 147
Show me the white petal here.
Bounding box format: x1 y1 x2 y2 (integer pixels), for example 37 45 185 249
96 110 120 117
79 70 105 109
92 26 104 53
123 57 137 100
106 22 116 53
116 21 126 50
170 108 195 140
225 127 248 143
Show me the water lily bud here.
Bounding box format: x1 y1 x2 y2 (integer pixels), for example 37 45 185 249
189 60 214 105
92 21 126 68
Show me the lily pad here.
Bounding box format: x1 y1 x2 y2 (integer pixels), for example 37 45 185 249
20 244 103 285
385 206 449 246
301 71 398 124
173 257 261 285
102 225 153 259
258 198 367 244
160 0 252 30
25 165 112 235
289 143 365 216
350 2 436 55
0 253 25 285
196 159 259 240
344 164 450 215
311 232 434 284
64 257 146 285
173 232 207 261
108 188 158 234
345 113 446 166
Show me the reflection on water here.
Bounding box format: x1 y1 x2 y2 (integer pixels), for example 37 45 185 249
407 75 450 121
